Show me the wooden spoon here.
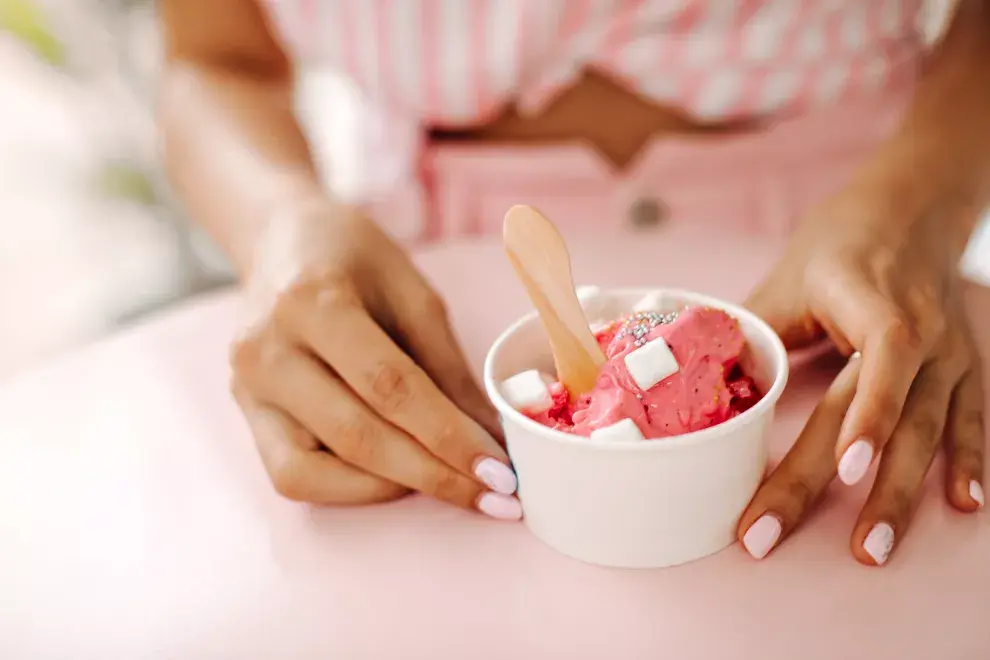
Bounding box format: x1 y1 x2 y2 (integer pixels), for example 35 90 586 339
503 205 606 398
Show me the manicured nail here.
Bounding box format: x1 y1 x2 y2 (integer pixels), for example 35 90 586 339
477 492 523 521
863 522 894 566
474 457 518 495
838 438 874 485
742 514 782 560
969 480 985 509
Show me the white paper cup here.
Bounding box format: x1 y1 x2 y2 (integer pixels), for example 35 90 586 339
484 288 788 569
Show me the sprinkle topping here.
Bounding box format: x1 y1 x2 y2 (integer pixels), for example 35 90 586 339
614 311 679 347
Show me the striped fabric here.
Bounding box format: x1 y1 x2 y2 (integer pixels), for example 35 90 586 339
263 0 926 124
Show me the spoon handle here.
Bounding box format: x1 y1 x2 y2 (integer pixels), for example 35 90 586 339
503 205 606 397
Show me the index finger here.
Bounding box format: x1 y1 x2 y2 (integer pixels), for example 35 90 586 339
812 278 928 485
284 293 517 495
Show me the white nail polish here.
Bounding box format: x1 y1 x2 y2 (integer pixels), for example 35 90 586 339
742 515 782 560
838 439 874 485
863 522 895 566
970 480 985 509
477 492 523 521
474 458 518 495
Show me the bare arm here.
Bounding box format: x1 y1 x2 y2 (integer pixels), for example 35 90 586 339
864 1 990 249
738 4 990 567
157 0 513 514
159 0 326 279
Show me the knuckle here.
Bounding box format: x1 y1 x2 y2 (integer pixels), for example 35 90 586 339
910 409 944 453
953 444 983 472
784 475 818 514
906 280 937 309
957 407 985 440
871 246 897 279
229 332 264 376
914 309 947 349
428 422 461 460
267 454 308 502
926 311 948 342
884 486 915 523
229 331 289 380
273 269 359 327
939 336 970 376
286 422 318 451
331 416 380 466
368 362 415 415
880 313 924 352
869 391 902 429
422 468 470 504
313 280 361 312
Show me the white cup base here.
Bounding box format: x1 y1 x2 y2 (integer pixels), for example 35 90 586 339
484 288 788 569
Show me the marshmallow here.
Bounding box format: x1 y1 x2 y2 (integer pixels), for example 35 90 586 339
500 369 555 414
590 418 645 443
632 290 664 313
623 337 679 391
575 285 601 305
576 285 610 319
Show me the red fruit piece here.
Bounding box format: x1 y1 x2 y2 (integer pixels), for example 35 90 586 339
728 376 760 414
545 383 574 426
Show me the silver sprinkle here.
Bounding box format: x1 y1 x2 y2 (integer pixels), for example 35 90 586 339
615 310 679 343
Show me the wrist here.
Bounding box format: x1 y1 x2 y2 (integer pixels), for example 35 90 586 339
237 197 321 284
855 140 983 253
240 187 340 279
244 193 379 288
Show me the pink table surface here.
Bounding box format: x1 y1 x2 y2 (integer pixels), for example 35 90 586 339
2 225 989 660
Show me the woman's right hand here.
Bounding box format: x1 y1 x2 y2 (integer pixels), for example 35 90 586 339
229 201 522 520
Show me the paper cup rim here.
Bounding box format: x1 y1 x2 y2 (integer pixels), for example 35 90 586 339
483 286 789 452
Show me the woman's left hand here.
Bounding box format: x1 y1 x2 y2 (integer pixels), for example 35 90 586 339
737 175 986 566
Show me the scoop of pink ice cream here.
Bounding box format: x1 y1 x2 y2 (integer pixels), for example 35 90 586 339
529 306 761 439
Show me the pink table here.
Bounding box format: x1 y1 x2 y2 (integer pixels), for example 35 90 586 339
3 226 989 660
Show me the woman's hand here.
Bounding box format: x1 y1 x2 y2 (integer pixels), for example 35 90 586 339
228 201 522 519
738 178 985 566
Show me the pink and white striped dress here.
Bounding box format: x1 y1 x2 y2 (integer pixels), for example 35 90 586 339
262 0 932 241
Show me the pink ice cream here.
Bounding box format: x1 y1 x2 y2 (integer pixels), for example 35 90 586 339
529 306 761 439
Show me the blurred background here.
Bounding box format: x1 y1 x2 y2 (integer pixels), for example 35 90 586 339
0 0 988 381
0 0 230 380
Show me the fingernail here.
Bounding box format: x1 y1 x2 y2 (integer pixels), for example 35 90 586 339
474 457 518 495
969 480 985 509
742 514 782 560
477 492 523 521
838 438 874 485
863 522 895 566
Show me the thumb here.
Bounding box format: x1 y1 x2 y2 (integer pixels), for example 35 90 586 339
745 276 823 351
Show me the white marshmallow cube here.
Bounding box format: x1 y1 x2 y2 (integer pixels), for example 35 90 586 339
576 285 611 319
500 369 555 414
590 418 645 443
623 337 679 391
632 290 664 313
575 285 601 305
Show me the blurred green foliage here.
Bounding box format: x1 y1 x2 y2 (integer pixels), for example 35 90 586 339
0 0 65 66
2 0 161 209
94 162 159 206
